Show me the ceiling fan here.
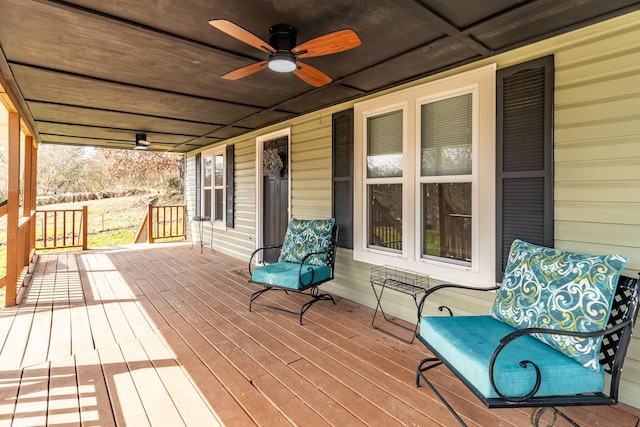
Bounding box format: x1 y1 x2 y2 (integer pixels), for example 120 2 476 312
209 19 361 87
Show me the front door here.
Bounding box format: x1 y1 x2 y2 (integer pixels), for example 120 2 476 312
262 136 289 263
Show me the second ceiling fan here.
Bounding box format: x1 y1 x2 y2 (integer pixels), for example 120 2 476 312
209 19 361 87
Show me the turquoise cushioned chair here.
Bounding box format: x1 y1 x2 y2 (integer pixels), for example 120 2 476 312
248 218 338 324
415 240 640 427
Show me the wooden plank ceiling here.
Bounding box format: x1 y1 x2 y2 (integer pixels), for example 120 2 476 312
0 0 639 153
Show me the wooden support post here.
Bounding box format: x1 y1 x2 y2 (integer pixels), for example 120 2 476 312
23 135 36 263
23 135 33 257
5 112 20 306
29 142 37 256
147 203 154 243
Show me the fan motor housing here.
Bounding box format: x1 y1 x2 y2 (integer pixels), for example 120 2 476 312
269 24 297 52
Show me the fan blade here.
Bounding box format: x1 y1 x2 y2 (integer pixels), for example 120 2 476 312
221 61 268 80
294 62 332 87
209 19 275 53
292 29 361 58
148 144 175 150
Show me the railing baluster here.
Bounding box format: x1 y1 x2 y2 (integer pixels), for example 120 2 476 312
162 206 167 237
43 211 48 248
72 210 76 247
169 206 174 236
54 211 58 247
63 210 68 247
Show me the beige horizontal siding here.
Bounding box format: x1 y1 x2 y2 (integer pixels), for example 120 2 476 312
290 113 333 219
540 13 640 407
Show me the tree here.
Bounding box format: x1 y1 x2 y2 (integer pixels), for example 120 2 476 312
35 144 184 196
99 148 183 191
37 145 108 194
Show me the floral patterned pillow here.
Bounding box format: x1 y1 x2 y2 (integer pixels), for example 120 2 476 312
490 239 628 371
278 218 335 266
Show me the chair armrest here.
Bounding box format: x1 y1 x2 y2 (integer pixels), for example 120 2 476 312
417 283 500 317
294 250 333 287
488 319 634 402
248 244 283 274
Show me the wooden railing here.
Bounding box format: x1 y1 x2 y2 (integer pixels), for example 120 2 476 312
134 204 187 243
439 211 471 261
370 196 471 261
370 198 403 250
35 206 88 250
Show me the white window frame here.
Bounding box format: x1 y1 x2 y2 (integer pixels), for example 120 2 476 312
363 103 408 258
201 144 226 229
354 64 496 287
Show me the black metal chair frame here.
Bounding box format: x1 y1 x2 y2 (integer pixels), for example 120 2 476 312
416 274 640 427
248 224 338 324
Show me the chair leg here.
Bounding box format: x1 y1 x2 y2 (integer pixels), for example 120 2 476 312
298 293 335 325
416 357 468 426
249 287 272 311
249 285 335 325
530 407 581 427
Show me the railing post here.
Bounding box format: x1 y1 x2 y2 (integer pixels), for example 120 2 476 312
148 203 154 243
29 142 38 257
82 205 88 250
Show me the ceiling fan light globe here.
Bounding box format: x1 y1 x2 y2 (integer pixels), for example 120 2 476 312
268 57 296 73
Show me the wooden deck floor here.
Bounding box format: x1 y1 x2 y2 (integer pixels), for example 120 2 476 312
1 243 639 426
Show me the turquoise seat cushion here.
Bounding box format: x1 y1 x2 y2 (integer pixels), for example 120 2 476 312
490 239 628 371
278 218 335 266
251 262 332 290
420 315 604 399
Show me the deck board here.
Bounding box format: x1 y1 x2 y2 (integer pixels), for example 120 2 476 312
75 350 115 427
47 355 80 427
1 242 639 426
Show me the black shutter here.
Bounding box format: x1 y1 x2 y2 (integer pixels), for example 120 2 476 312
496 55 554 281
332 109 354 249
226 145 234 228
194 153 201 217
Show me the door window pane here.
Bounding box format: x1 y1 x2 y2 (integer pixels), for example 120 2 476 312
368 184 402 252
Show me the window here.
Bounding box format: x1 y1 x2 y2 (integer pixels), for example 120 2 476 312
201 145 227 227
420 93 472 265
354 65 496 286
367 109 404 253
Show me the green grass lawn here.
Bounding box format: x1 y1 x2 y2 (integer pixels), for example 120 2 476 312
0 194 184 308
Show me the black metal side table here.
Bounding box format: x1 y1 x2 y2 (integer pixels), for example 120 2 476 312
370 266 429 343
190 216 212 253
